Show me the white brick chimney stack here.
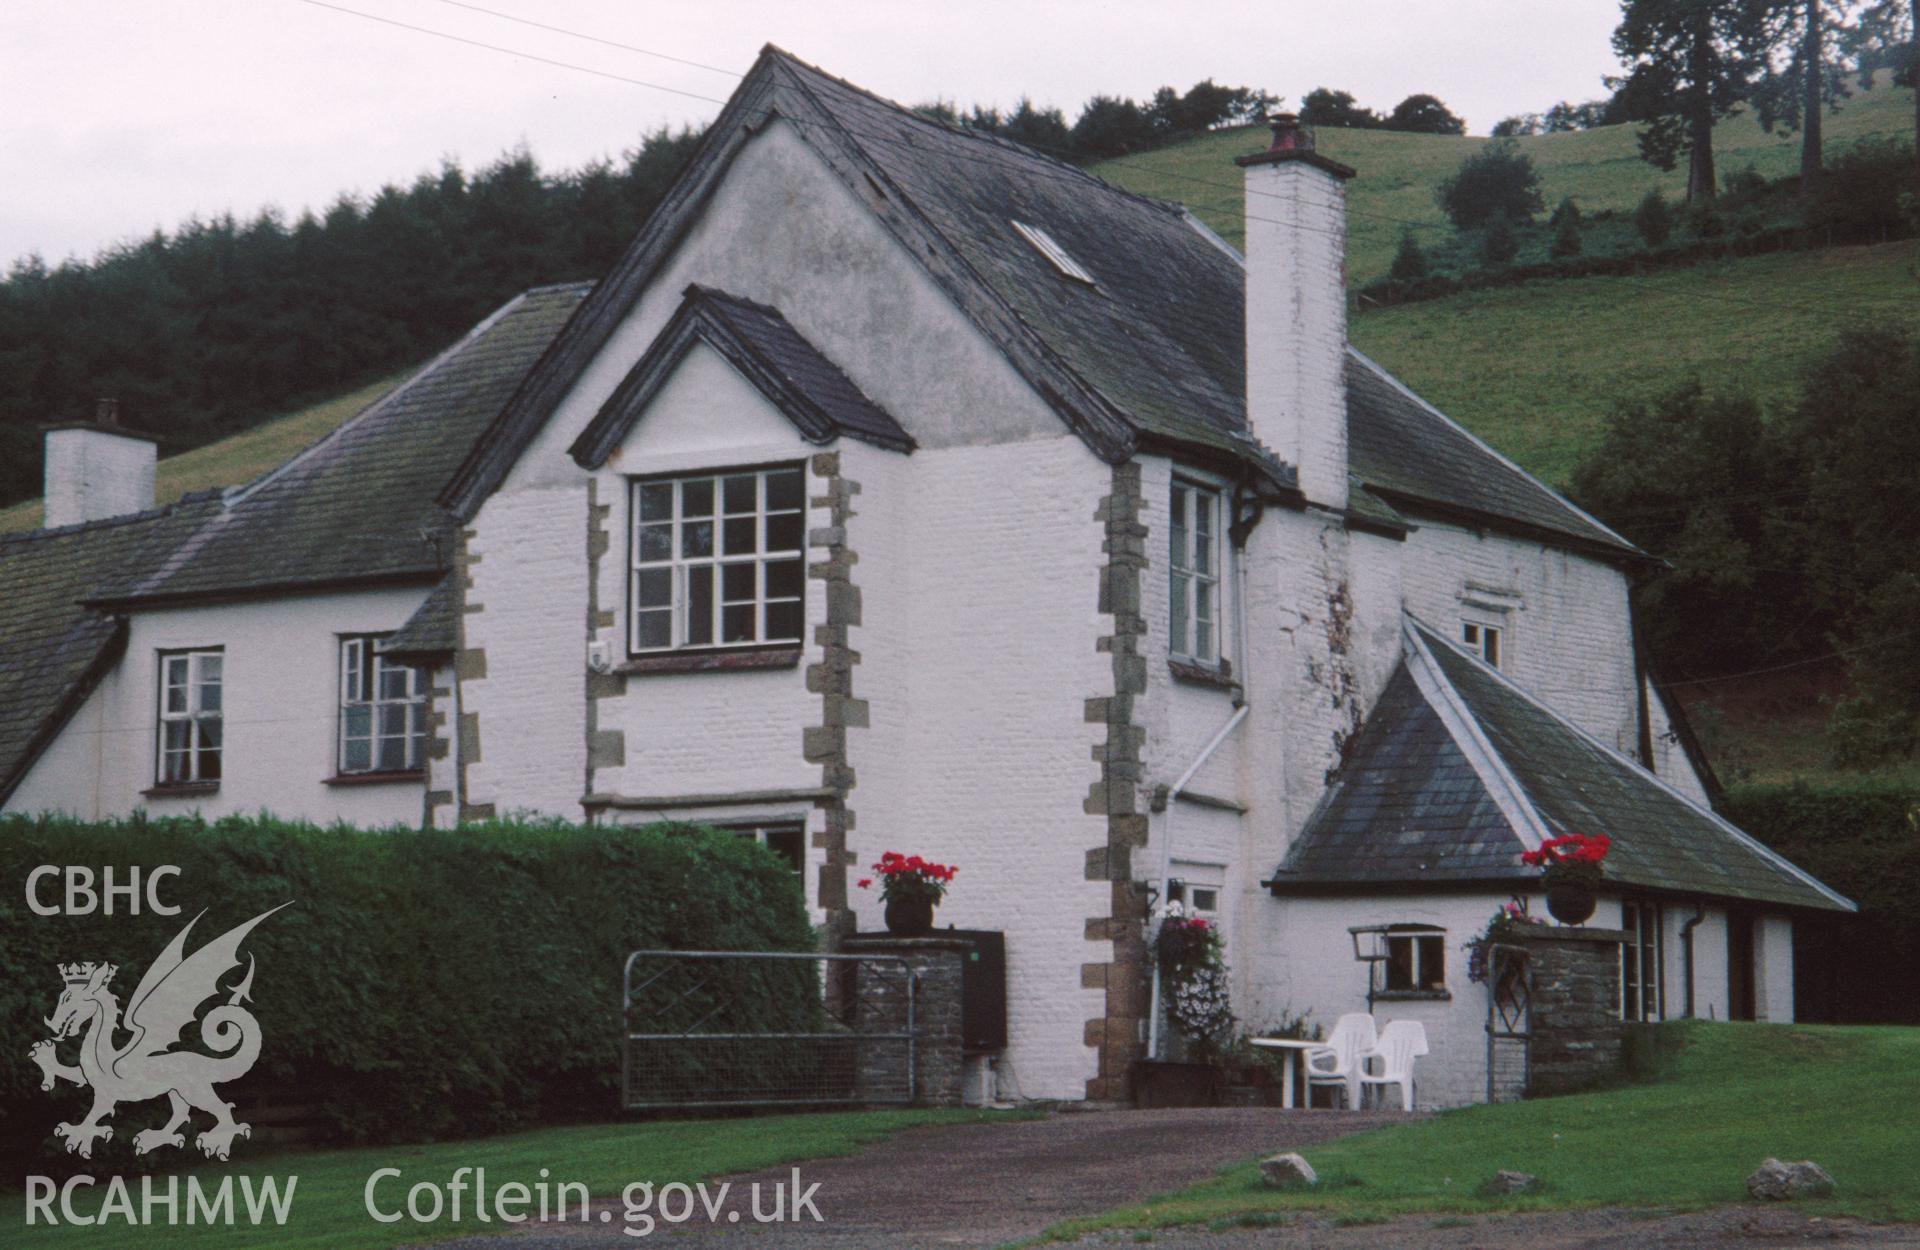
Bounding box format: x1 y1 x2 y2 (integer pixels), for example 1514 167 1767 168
43 398 158 528
1236 114 1355 511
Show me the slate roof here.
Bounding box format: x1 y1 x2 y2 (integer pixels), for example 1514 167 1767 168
379 575 458 661
0 498 219 802
571 284 912 468
444 46 1638 561
95 282 590 606
1270 619 1852 913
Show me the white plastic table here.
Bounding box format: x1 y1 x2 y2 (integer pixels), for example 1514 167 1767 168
1247 1037 1329 1109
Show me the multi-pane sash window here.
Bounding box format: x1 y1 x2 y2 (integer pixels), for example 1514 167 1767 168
631 466 806 653
339 637 427 774
1621 900 1665 1021
158 650 223 784
1169 480 1222 664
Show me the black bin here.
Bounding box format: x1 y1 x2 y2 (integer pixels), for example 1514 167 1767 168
940 928 1007 1052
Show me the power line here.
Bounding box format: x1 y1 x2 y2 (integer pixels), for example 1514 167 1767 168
294 0 730 105
419 0 742 78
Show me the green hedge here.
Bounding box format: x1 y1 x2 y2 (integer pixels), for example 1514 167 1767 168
1721 782 1920 1024
0 814 813 1173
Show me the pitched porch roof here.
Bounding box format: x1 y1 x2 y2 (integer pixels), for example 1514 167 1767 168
1268 618 1853 913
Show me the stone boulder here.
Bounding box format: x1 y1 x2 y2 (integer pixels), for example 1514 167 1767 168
1258 1152 1318 1188
1487 1170 1540 1194
1746 1158 1835 1200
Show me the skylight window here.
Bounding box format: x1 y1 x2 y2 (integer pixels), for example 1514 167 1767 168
1011 220 1095 285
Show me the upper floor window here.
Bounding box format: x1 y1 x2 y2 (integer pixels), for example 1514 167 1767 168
1462 621 1502 668
1169 479 1223 665
630 466 805 654
157 649 223 785
339 637 426 775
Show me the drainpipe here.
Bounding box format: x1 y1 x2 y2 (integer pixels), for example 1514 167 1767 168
1681 904 1706 1017
1146 523 1256 1060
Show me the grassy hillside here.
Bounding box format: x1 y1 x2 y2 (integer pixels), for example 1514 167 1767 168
1094 71 1915 284
1090 75 1919 489
0 373 407 535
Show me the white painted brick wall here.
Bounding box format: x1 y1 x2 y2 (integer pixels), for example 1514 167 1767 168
460 485 590 817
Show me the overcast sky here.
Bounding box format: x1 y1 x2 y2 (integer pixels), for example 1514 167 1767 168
2 1 1628 266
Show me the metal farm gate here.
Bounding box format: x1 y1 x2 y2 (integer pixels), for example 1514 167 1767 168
622 950 918 1110
1484 942 1533 1103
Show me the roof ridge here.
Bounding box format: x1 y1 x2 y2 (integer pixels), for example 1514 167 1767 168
0 494 204 550
1407 616 1855 911
1401 615 1552 851
760 44 1184 217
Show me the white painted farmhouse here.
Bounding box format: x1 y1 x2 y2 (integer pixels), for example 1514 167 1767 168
2 49 1851 1106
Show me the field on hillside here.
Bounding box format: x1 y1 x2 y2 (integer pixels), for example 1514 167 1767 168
1093 71 1916 283
0 373 407 535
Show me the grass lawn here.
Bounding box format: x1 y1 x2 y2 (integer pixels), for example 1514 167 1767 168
0 371 409 535
1043 1023 1920 1241
7 1107 1028 1250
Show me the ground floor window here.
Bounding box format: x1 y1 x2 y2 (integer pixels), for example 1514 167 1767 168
1165 879 1220 917
717 821 806 879
1385 931 1447 992
1622 899 1665 1021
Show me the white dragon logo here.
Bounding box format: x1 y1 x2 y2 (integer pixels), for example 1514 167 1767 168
28 903 288 1161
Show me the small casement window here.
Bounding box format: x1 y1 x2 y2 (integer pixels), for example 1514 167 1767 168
1166 879 1221 917
718 821 806 880
338 637 427 774
157 649 223 785
1462 621 1502 668
1169 479 1223 665
631 465 806 654
1622 900 1665 1021
1384 933 1447 992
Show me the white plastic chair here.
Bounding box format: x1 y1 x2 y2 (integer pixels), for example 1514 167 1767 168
1304 1012 1376 1109
1357 1019 1429 1111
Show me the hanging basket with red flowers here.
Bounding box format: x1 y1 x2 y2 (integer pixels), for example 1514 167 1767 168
1519 832 1612 925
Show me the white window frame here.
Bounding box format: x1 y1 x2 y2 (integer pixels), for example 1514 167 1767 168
1621 900 1665 1021
629 464 807 655
1169 477 1225 666
1384 932 1448 993
156 648 223 785
714 820 807 880
1462 620 1503 668
1165 879 1221 917
338 637 427 775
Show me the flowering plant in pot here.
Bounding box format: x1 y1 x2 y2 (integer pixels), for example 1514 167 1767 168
1519 832 1612 924
1465 899 1545 985
1153 910 1235 1062
857 851 956 935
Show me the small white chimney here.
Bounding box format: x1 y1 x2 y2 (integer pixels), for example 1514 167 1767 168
44 398 158 528
1237 114 1355 512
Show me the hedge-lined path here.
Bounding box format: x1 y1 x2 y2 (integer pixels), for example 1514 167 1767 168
431 1107 1411 1249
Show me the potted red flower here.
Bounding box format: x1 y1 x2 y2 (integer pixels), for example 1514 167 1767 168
1519 832 1612 925
858 851 957 935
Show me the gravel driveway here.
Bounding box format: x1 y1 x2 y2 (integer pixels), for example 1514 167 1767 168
430 1106 1406 1249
